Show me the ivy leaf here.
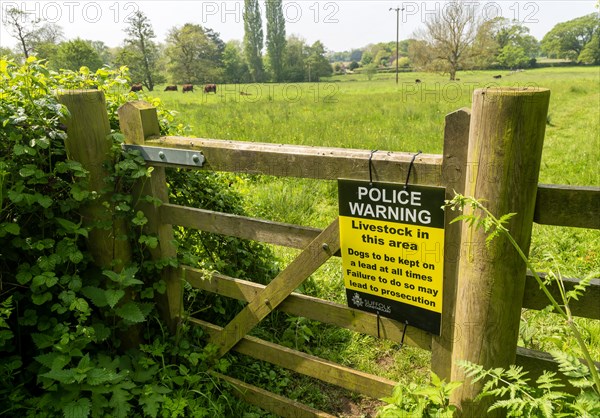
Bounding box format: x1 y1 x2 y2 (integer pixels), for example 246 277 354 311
63 398 91 418
115 302 145 323
105 289 125 309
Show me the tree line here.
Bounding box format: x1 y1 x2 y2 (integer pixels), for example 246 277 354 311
329 4 599 80
1 0 333 91
2 0 598 86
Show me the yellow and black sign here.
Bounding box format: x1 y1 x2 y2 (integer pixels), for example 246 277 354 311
338 179 445 335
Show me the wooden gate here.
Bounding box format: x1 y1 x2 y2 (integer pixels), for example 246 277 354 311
58 90 599 417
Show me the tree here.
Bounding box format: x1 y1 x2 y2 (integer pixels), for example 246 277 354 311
350 49 363 62
578 32 600 64
28 23 64 62
165 24 223 84
122 11 161 91
413 0 483 80
487 18 539 68
3 7 41 58
541 13 599 60
265 0 286 82
243 0 264 82
306 41 333 81
53 39 104 71
223 40 250 83
283 35 308 82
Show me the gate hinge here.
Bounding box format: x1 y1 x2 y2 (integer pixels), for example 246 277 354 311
122 144 205 167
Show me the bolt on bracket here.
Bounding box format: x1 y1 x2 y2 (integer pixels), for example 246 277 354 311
122 144 205 167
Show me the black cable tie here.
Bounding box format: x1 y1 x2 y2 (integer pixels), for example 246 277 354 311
399 320 409 349
404 150 422 189
369 150 378 185
376 311 381 339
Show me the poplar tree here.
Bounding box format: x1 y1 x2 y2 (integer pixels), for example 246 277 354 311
266 0 286 82
243 0 264 82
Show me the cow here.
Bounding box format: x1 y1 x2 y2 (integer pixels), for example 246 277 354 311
493 75 502 79
164 85 178 92
204 84 217 94
182 84 194 93
415 79 422 83
130 83 143 92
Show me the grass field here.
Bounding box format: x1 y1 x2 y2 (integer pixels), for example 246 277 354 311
150 67 599 415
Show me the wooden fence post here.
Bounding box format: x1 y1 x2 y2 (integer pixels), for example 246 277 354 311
449 88 551 416
57 90 132 270
431 108 471 381
118 101 182 332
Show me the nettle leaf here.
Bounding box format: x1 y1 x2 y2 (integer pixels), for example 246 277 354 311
115 302 145 323
105 289 125 309
81 286 108 308
91 323 111 342
87 368 119 386
64 398 91 418
41 367 77 384
35 352 70 370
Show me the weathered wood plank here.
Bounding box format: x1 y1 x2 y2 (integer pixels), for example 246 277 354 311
523 273 600 319
211 219 341 358
160 204 321 249
184 267 432 350
198 319 396 400
212 372 336 418
516 346 600 394
432 108 471 381
534 184 600 229
145 136 443 184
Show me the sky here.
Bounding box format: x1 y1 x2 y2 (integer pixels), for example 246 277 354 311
0 1 598 52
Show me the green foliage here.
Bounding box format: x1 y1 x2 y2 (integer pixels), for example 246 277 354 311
244 0 265 82
446 193 600 416
165 24 224 84
377 372 461 417
460 361 600 417
0 57 276 417
53 38 105 72
120 10 163 91
541 13 600 61
265 0 286 82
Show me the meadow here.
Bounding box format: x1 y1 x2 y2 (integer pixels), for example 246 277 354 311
152 67 599 414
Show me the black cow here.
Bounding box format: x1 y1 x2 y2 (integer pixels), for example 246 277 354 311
164 85 178 91
204 84 217 94
182 84 194 93
493 75 502 79
130 83 143 92
415 79 422 83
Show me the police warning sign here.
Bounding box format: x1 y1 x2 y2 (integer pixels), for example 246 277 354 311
338 179 445 335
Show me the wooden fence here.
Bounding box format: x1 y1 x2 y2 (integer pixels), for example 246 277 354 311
59 90 599 417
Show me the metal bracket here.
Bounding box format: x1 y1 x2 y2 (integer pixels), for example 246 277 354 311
122 144 205 167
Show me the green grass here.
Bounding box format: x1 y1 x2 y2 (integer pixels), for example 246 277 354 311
148 67 599 414
154 66 599 187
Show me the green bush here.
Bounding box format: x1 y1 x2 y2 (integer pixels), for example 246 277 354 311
0 57 276 417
